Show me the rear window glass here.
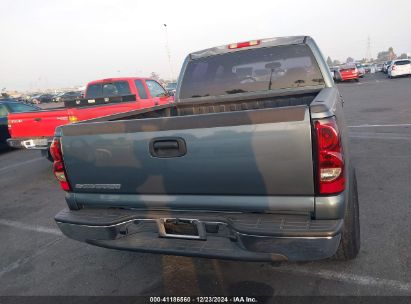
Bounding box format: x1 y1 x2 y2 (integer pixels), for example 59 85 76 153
85 81 131 98
85 84 102 98
134 80 148 99
180 44 324 99
395 60 410 65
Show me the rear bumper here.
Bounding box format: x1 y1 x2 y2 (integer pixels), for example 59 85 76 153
389 71 410 77
55 208 342 262
7 137 52 150
340 74 359 81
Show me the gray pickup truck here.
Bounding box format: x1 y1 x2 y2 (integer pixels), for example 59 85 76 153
52 36 360 262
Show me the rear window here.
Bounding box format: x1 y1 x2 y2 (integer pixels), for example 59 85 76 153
180 44 324 99
395 60 410 65
85 81 131 98
134 80 148 99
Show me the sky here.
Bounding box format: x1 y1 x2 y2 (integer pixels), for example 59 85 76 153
1 0 411 91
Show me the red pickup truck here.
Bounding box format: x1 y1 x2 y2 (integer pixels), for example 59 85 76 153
7 77 173 153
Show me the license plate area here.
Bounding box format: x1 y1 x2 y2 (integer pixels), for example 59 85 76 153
158 218 206 240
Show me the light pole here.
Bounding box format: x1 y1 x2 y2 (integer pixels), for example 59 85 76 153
163 24 174 81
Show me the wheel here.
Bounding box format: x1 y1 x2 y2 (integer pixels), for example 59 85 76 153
41 148 54 162
354 78 359 82
333 169 360 260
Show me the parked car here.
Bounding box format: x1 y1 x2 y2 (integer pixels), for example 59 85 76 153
0 99 40 149
338 65 359 82
52 36 360 262
383 61 392 73
7 77 174 156
28 94 41 104
59 91 83 103
165 82 177 95
363 64 376 74
51 92 65 102
376 63 383 72
30 94 54 104
388 59 411 78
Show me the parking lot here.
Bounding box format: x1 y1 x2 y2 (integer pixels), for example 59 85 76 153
0 73 410 296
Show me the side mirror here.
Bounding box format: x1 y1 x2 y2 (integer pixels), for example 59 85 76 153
167 90 175 96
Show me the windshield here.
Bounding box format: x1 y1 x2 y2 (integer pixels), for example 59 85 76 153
180 44 324 99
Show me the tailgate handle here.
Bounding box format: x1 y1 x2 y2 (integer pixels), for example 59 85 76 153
153 141 178 150
150 137 186 158
34 118 42 122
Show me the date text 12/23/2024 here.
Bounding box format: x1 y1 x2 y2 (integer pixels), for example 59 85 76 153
150 297 258 303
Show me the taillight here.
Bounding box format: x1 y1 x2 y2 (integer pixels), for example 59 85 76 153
315 118 345 194
50 137 71 191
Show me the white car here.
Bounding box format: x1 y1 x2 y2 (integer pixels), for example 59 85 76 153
388 59 411 78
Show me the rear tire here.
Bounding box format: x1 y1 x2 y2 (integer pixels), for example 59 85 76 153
354 78 359 82
333 169 360 260
41 148 54 162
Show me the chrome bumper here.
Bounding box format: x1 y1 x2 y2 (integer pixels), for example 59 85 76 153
56 209 342 262
7 138 51 150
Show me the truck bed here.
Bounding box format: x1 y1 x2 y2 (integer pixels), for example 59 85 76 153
87 89 319 123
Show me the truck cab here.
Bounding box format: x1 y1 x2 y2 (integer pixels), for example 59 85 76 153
7 77 173 151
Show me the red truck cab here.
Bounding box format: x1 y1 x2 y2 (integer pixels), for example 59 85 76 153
7 77 173 152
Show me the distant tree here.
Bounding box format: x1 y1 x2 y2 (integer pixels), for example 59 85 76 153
346 57 354 63
377 51 389 61
150 72 161 81
398 53 408 59
388 47 397 60
326 56 333 66
377 47 397 61
332 60 340 66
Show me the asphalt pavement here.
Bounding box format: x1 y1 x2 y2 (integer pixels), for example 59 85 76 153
0 73 410 296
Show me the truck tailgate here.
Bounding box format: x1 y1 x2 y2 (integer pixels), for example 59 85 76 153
61 106 314 196
9 109 70 138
